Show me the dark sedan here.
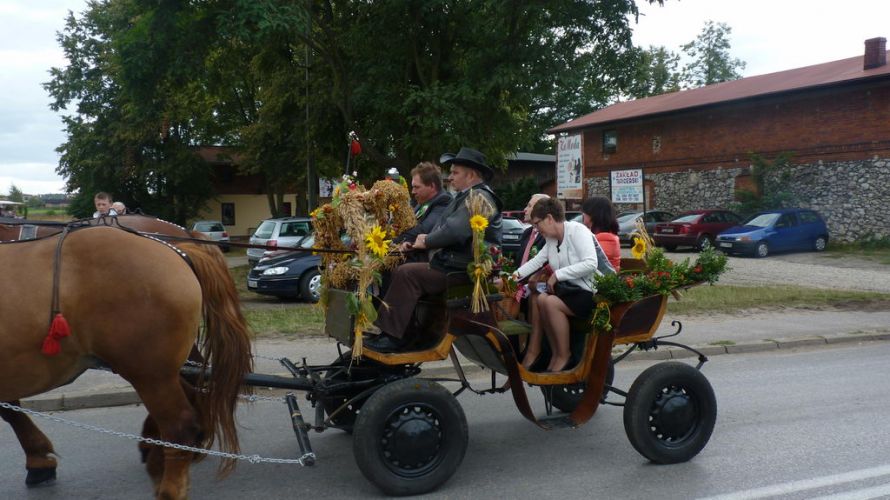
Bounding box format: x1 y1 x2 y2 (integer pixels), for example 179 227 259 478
247 248 321 302
501 217 530 259
654 209 742 251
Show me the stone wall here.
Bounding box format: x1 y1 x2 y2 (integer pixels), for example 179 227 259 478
585 157 890 242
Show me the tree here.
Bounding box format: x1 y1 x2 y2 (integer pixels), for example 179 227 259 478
47 0 664 219
681 21 746 88
7 185 24 203
626 45 682 98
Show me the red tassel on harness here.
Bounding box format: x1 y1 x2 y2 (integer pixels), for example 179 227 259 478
41 313 71 356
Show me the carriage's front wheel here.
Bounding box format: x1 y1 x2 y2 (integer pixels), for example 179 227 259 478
353 378 467 496
623 362 716 464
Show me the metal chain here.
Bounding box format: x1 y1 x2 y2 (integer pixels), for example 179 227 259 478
0 401 313 466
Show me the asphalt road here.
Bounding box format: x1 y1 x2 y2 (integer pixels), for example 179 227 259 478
3 342 890 499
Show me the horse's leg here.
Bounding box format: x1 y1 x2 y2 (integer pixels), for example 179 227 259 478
140 377 202 488
133 378 201 500
1 400 58 486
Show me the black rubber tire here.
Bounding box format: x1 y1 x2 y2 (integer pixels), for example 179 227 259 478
299 269 322 303
814 236 828 252
754 241 769 258
541 359 615 413
663 244 677 251
353 378 468 496
623 362 716 464
696 234 713 251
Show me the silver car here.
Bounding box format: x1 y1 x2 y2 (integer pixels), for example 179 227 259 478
247 217 313 267
191 220 230 252
616 210 674 246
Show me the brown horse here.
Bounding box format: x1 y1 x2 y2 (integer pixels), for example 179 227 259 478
0 226 252 499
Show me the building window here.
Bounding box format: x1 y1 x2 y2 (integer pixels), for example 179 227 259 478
603 130 617 154
652 135 662 154
221 202 235 226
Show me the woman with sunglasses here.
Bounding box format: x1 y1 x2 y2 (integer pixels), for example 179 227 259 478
511 197 598 372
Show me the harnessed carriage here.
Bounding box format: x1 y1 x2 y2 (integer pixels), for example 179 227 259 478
184 260 718 496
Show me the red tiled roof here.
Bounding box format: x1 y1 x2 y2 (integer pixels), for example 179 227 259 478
548 51 890 133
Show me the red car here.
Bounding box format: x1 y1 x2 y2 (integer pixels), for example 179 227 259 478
654 209 742 251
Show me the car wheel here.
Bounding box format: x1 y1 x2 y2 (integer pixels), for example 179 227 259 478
696 235 713 251
754 241 769 258
813 236 828 252
300 269 322 303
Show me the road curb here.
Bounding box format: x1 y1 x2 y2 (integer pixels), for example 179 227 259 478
21 331 890 412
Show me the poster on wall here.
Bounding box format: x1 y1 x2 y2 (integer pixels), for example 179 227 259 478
556 134 583 200
610 168 644 203
318 178 336 197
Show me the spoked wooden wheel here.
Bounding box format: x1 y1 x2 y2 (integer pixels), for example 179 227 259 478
623 362 716 464
353 378 467 496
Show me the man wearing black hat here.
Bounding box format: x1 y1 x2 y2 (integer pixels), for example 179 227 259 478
366 147 503 352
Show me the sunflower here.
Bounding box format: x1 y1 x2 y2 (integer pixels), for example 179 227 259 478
631 236 647 259
365 225 391 259
469 214 489 232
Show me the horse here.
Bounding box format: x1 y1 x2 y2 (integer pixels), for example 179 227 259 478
0 226 253 499
0 214 204 244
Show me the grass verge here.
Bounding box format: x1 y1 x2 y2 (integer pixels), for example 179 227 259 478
667 284 890 315
244 306 325 337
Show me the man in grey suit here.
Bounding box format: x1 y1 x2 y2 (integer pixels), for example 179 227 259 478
366 147 502 352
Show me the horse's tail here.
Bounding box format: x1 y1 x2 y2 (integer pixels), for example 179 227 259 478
178 241 253 475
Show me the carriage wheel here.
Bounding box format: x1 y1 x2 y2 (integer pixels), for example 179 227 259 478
353 378 467 496
541 360 615 413
623 362 716 464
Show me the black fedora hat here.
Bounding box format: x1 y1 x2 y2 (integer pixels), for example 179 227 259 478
439 147 494 181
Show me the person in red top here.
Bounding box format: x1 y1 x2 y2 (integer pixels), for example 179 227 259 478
581 196 621 272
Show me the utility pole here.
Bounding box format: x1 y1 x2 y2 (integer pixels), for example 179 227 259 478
305 4 318 214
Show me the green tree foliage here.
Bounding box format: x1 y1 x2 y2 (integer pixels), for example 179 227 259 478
495 177 541 211
733 152 797 217
7 185 24 203
626 45 681 98
47 0 662 219
681 21 746 88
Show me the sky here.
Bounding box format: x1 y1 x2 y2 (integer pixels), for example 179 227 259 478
1 0 889 195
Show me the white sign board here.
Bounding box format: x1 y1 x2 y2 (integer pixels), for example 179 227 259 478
610 169 644 203
319 178 336 197
556 134 583 199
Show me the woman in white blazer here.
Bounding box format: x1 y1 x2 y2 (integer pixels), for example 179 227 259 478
512 198 598 372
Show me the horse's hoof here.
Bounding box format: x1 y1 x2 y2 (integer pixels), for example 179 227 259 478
25 466 57 487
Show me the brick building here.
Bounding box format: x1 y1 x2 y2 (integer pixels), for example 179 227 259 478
548 38 890 241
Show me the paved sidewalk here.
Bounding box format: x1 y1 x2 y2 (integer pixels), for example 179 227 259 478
19 308 890 412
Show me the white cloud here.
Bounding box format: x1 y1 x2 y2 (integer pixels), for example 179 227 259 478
633 0 890 76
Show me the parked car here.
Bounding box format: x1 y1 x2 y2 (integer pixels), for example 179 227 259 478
616 210 675 246
716 208 829 258
501 210 526 220
191 220 230 252
247 244 322 302
501 217 530 259
654 209 742 251
247 217 313 267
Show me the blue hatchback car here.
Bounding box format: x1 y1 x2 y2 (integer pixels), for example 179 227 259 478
716 208 829 258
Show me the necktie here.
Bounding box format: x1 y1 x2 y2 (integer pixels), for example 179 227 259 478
520 228 538 264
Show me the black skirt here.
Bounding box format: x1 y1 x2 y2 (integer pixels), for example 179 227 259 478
553 284 595 320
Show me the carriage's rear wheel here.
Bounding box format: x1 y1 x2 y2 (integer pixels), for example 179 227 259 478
353 378 467 496
541 360 615 413
623 362 716 464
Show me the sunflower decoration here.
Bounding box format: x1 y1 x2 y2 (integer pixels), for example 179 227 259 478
631 236 647 259
312 173 414 359
365 224 391 259
465 191 496 313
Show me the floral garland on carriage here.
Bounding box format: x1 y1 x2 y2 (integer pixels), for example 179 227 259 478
311 173 415 358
